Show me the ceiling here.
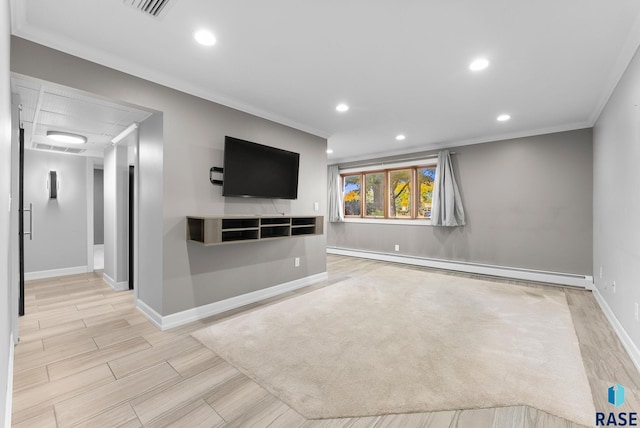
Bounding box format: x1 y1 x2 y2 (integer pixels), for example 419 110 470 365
10 0 640 162
12 75 152 158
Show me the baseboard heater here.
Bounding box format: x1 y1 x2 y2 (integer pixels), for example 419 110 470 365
326 247 594 289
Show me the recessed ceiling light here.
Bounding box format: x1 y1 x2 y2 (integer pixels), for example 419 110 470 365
395 134 406 141
469 58 489 71
497 114 511 122
336 103 349 112
194 29 216 46
46 131 87 144
326 149 334 154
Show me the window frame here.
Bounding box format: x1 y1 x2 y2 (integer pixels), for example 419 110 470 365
342 173 363 218
363 169 387 218
340 160 437 223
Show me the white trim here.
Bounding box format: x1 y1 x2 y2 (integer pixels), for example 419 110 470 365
340 158 437 174
592 287 640 374
327 247 594 288
343 218 433 226
5 333 14 428
102 272 128 292
111 123 138 145
136 299 163 330
589 9 640 124
136 272 328 331
24 265 88 280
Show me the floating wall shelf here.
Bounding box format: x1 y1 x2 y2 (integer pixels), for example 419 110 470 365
186 215 324 246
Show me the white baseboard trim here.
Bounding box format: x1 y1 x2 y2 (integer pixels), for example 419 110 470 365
25 265 89 281
102 273 129 292
137 272 329 331
327 247 594 288
136 300 163 330
592 287 640 374
5 333 14 428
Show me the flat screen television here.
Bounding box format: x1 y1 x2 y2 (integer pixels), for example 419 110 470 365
222 136 300 199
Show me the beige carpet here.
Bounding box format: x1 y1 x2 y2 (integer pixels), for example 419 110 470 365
192 265 595 425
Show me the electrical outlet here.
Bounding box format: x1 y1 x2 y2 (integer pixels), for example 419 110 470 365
635 303 638 321
600 266 603 279
314 202 319 211
294 257 300 267
394 244 400 252
612 281 617 293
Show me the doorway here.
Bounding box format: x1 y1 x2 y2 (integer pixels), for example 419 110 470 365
11 74 153 317
93 167 105 270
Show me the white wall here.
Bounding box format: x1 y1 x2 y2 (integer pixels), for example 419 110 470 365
23 149 88 276
593 44 640 355
0 0 13 425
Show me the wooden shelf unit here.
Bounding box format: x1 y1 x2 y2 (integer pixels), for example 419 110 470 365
187 215 324 246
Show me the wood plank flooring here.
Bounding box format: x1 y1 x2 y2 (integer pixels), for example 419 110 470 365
11 255 640 427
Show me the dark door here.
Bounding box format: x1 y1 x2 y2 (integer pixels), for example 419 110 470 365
18 127 25 316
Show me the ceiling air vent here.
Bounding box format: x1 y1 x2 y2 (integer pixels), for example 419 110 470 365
33 143 86 155
124 0 172 18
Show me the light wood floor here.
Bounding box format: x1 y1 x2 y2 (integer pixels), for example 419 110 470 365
11 255 640 427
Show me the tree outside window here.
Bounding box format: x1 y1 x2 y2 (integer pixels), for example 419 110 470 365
418 167 435 219
343 174 361 216
341 161 436 221
389 169 411 218
365 172 384 217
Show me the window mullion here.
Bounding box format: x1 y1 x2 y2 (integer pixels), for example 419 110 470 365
360 173 365 218
384 171 389 219
413 167 418 219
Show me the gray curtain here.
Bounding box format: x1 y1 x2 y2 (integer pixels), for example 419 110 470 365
328 165 344 222
431 150 465 226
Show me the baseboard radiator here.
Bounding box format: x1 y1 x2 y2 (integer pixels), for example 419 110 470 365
326 247 593 289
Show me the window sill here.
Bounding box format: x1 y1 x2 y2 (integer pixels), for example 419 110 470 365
343 218 433 226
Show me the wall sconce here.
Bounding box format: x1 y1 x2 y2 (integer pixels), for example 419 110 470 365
48 170 58 199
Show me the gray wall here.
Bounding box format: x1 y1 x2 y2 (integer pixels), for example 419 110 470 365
11 37 328 316
103 144 129 285
329 129 593 276
593 45 640 345
137 114 163 311
0 1 12 424
93 168 104 245
103 146 115 279
23 149 88 274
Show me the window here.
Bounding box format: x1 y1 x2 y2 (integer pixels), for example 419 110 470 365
365 172 384 217
341 162 436 221
343 174 362 216
389 169 412 218
418 167 435 218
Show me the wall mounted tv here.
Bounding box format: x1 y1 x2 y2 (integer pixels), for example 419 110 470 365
222 136 300 199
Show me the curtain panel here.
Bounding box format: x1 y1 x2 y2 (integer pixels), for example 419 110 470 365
328 165 344 222
431 150 465 226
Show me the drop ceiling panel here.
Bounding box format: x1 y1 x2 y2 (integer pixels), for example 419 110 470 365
11 75 153 157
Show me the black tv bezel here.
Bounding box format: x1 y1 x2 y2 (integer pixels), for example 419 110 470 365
222 136 300 200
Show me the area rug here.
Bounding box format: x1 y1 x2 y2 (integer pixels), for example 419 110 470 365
192 265 595 425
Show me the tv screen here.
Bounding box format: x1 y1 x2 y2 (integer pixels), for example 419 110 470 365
222 136 300 199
